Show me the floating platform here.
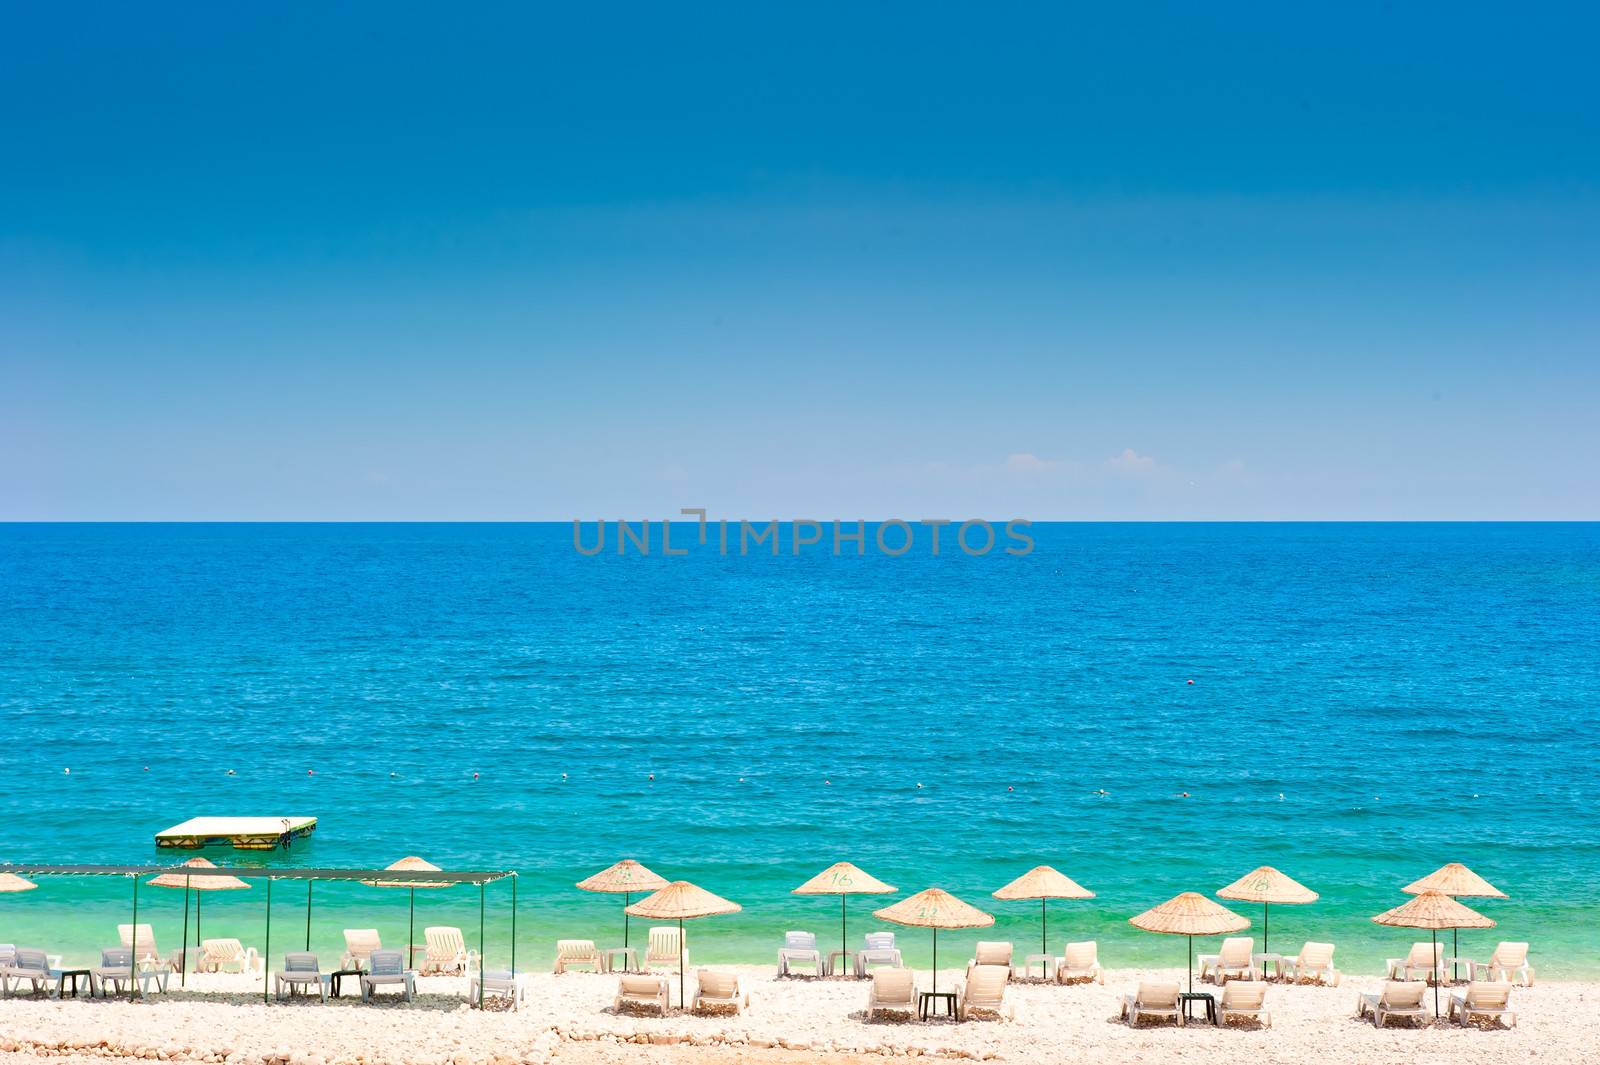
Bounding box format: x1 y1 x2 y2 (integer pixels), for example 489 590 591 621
155 816 317 850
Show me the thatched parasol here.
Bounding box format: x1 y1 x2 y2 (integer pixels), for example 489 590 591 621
577 859 669 954
1403 863 1507 983
147 858 249 986
625 881 740 1008
993 865 1094 958
363 857 453 969
873 887 994 994
0 872 37 893
1373 890 1495 1017
1215 866 1317 957
793 862 896 963
1130 891 1250 993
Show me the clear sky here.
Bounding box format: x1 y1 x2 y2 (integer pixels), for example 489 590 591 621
3 3 1597 520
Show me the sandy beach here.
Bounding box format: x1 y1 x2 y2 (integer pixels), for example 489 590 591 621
0 965 1589 1065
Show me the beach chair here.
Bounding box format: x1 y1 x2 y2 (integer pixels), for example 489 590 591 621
554 939 603 974
422 926 477 975
341 929 382 971
118 923 181 972
690 968 749 1013
1121 980 1182 1027
613 973 670 1015
1386 942 1444 983
966 941 1013 975
197 938 262 975
777 931 823 977
0 945 13 968
645 927 687 972
90 948 138 998
1449 981 1516 1028
1282 941 1339 986
359 949 416 1003
1356 981 1428 1027
855 931 903 976
1464 942 1534 987
467 969 526 1010
957 963 1013 1021
1200 937 1255 984
1217 980 1271 1027
865 967 917 1020
1 948 57 998
274 952 329 1002
1054 940 1104 985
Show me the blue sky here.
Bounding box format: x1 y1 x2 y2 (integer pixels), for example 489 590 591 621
3 3 1597 519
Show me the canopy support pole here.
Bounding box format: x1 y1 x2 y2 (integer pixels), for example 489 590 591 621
477 882 485 1009
263 878 271 1004
510 873 517 975
305 882 312 950
180 878 190 987
195 891 202 974
128 874 140 1002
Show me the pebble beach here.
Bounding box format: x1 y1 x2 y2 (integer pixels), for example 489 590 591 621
0 965 1589 1065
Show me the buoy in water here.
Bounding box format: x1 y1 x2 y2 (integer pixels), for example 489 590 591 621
472 772 480 780
63 767 70 775
1187 679 1195 685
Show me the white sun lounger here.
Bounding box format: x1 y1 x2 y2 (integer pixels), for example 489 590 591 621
1283 941 1339 986
966 941 1013 975
341 929 382 972
1218 980 1271 1027
360 949 416 1003
690 968 749 1013
613 972 670 1015
422 926 477 975
0 949 58 998
865 967 917 1020
468 969 526 1009
646 927 687 972
197 938 262 975
855 932 903 976
274 952 329 1002
1200 936 1255 984
1449 981 1516 1027
1357 981 1429 1027
118 924 181 972
554 939 603 974
778 931 823 977
1055 940 1104 984
1462 942 1534 987
1386 942 1444 983
958 963 1013 1021
1121 980 1182 1027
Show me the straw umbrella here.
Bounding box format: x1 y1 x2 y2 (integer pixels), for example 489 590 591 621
1215 866 1317 957
1373 890 1495 1018
1129 892 1250 993
625 881 740 1009
577 859 669 956
793 862 896 963
1403 863 1506 983
147 858 249 986
363 857 452 970
872 888 994 995
992 866 1094 960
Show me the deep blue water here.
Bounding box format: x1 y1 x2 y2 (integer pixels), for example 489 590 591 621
1 523 1597 974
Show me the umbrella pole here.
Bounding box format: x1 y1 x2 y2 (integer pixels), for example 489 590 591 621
181 880 190 988
478 882 485 1009
1263 902 1269 957
1452 928 1459 984
129 874 140 1002
305 882 312 950
1187 936 1193 995
932 928 938 996
841 894 848 963
678 918 685 1011
1433 930 1440 1018
408 887 416 970
624 892 630 954
1041 898 1047 956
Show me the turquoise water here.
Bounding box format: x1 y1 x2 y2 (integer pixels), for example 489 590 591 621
1 523 1597 976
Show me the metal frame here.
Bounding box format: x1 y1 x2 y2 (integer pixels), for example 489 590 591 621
1 864 517 1009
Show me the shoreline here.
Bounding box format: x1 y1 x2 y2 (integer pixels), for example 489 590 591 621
0 965 1582 1065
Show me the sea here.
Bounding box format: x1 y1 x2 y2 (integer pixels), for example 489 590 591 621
1 522 1597 976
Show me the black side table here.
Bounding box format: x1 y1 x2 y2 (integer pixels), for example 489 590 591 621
918 990 958 1021
1180 991 1217 1025
328 969 364 997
